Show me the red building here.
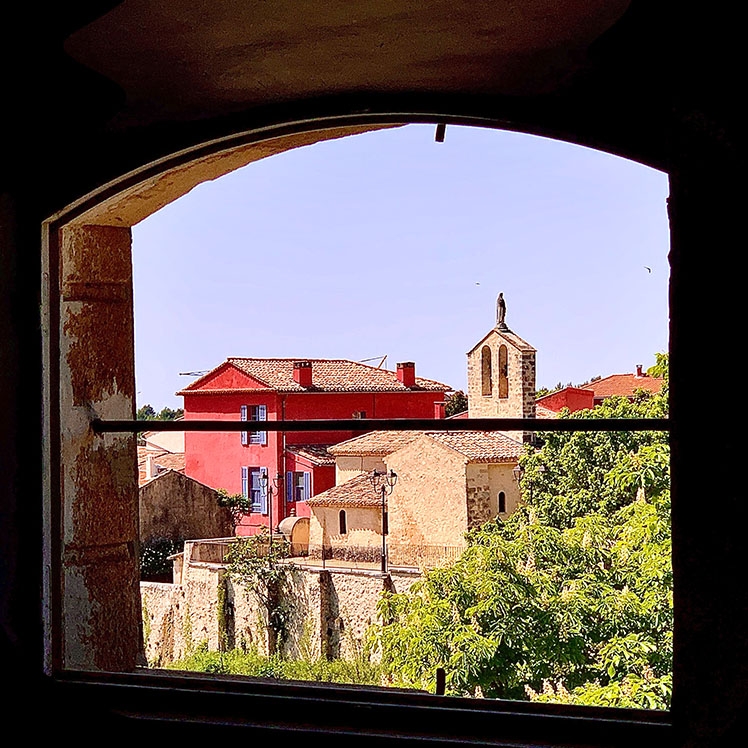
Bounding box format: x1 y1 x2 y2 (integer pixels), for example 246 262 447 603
178 358 450 535
536 365 664 414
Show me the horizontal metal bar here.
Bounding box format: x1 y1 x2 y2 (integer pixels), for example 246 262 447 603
92 418 669 434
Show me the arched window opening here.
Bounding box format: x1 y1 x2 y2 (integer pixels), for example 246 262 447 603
498 345 509 399
45 121 671 721
481 345 492 396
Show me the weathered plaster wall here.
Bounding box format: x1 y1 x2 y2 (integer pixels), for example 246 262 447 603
59 224 141 671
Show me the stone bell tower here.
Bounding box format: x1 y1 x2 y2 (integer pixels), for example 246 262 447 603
466 292 536 441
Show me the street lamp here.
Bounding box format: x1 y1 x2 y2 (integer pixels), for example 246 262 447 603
512 463 545 501
260 471 281 554
370 469 397 575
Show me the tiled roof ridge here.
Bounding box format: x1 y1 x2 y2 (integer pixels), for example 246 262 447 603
180 357 450 394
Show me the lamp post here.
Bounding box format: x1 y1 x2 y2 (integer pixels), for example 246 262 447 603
370 469 397 575
260 471 281 555
512 462 545 501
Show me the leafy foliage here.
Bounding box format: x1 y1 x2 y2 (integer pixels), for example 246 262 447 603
217 488 252 529
372 357 671 709
140 537 183 580
226 534 297 654
445 390 468 417
137 404 184 421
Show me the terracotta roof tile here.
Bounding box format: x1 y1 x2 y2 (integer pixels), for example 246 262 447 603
286 444 336 466
307 473 382 508
581 373 663 400
329 429 522 462
180 358 450 393
328 430 423 456
426 431 522 461
137 447 185 486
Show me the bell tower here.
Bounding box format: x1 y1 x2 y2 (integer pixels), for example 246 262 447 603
466 292 536 441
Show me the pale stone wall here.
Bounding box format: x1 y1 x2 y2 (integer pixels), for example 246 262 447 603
140 553 419 667
465 462 522 526
143 430 185 453
486 463 523 518
334 455 386 484
308 506 382 560
384 436 469 566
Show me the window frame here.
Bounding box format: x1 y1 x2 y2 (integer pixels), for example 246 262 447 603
40 113 675 748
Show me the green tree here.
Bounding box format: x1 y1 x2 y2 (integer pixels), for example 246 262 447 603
373 360 671 708
137 404 157 420
445 390 468 417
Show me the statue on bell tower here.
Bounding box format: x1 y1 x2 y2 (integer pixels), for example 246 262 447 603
496 292 508 331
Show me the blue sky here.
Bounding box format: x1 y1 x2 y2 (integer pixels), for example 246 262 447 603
132 124 670 410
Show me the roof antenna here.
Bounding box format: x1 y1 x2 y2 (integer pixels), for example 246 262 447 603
359 355 388 369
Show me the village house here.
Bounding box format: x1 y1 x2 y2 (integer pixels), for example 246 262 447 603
308 429 522 569
177 358 450 536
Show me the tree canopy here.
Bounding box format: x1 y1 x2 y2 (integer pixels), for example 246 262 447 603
373 356 671 709
137 404 184 421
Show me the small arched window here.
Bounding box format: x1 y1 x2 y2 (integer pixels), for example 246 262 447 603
481 345 492 396
498 345 509 399
339 510 347 535
498 491 506 514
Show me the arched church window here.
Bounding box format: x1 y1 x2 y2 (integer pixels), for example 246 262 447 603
498 345 509 399
498 491 506 513
481 345 492 396
339 510 347 535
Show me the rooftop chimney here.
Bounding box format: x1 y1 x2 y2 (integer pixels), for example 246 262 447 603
396 361 416 387
636 364 643 377
293 360 313 387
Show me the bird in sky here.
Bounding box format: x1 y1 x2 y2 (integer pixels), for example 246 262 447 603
644 266 651 273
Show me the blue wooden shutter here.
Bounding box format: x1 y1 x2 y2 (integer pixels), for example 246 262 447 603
260 467 268 514
249 468 262 512
286 471 293 503
258 404 267 445
303 472 311 502
241 466 249 499
249 404 267 445
240 405 248 445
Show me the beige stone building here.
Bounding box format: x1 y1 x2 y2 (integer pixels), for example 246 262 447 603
307 428 522 569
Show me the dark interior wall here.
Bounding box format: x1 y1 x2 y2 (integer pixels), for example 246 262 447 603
0 2 745 744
